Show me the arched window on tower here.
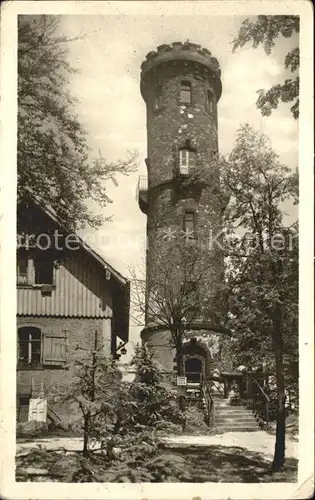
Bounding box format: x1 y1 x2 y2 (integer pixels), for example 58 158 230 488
154 84 162 110
180 81 191 104
206 89 214 113
179 148 196 176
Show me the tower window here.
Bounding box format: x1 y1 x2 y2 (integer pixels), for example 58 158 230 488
180 81 191 104
206 89 214 113
179 149 196 175
183 211 196 239
154 85 162 109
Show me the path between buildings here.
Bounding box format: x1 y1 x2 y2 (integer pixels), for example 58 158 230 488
17 431 298 460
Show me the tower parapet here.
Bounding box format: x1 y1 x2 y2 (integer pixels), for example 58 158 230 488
141 41 222 102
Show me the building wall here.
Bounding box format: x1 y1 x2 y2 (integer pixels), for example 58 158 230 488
16 316 112 425
142 329 175 372
17 250 113 318
16 202 130 425
141 327 228 379
146 185 224 323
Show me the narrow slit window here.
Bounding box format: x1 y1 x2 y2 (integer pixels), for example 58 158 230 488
183 211 196 239
154 85 162 109
180 81 191 104
207 89 214 113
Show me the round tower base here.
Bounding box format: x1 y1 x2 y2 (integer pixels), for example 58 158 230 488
141 324 233 385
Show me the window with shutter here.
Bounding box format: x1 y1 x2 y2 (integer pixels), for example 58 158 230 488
18 327 41 366
42 332 68 366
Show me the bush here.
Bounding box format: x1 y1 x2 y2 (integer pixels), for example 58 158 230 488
17 420 48 437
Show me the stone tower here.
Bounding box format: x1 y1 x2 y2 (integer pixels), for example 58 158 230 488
138 42 231 383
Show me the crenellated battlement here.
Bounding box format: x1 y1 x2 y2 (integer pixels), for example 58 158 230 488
141 41 221 76
140 41 222 100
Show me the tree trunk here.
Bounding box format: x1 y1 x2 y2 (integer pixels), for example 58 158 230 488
178 350 186 412
177 350 184 376
270 254 286 472
272 333 286 472
83 413 89 457
175 328 186 412
82 331 98 457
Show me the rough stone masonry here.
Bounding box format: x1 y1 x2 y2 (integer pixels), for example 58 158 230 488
138 42 231 375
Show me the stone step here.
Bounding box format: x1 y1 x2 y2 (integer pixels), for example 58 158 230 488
215 406 250 412
215 416 258 423
214 399 241 405
215 418 259 425
213 396 261 432
215 413 254 419
215 399 244 404
215 408 253 415
215 424 259 430
215 410 257 416
214 402 243 408
215 422 258 429
213 426 260 433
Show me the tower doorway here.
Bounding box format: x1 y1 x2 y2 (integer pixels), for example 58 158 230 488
184 357 202 383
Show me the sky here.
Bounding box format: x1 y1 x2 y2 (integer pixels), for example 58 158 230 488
57 14 299 360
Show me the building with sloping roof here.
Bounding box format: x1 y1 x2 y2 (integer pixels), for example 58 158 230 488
16 198 130 425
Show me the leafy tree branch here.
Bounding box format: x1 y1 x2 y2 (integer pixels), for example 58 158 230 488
232 15 299 118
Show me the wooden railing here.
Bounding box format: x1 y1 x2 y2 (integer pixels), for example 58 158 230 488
211 379 225 397
243 373 274 427
251 375 270 403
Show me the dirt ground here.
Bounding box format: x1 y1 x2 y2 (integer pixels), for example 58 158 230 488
17 430 298 459
16 431 299 483
163 430 298 459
